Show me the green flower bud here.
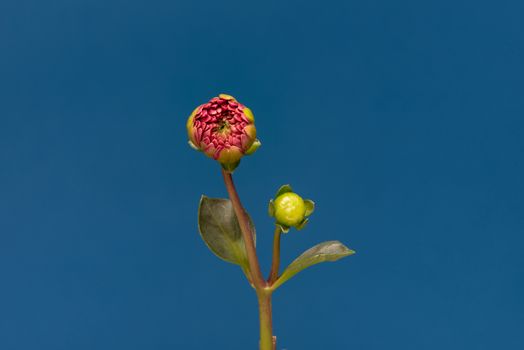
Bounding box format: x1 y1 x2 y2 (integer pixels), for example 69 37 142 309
268 185 315 232
274 193 305 226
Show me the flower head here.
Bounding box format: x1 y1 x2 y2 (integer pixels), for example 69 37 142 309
268 185 315 232
187 94 261 171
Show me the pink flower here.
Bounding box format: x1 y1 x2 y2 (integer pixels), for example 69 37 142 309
187 94 260 171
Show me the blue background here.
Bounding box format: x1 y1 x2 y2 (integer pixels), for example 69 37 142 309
1 0 523 349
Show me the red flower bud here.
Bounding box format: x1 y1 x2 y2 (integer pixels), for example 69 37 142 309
187 94 260 171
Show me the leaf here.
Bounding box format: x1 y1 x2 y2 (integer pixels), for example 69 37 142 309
272 241 354 290
198 196 256 268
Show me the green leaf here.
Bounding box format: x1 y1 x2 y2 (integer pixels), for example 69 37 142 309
198 196 255 268
272 241 354 290
275 184 293 197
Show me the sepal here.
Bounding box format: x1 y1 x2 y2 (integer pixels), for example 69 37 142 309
221 160 241 173
268 199 275 217
275 184 293 197
304 199 315 216
188 140 199 151
276 223 290 233
245 139 261 155
295 218 309 231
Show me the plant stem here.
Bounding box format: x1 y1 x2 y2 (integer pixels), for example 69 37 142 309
221 168 275 350
258 291 274 350
268 227 282 284
221 168 266 289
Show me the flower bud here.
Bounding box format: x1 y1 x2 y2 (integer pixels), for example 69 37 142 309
268 185 315 232
187 94 261 172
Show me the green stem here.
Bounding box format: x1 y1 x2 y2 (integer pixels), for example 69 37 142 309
258 292 274 350
268 227 282 284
